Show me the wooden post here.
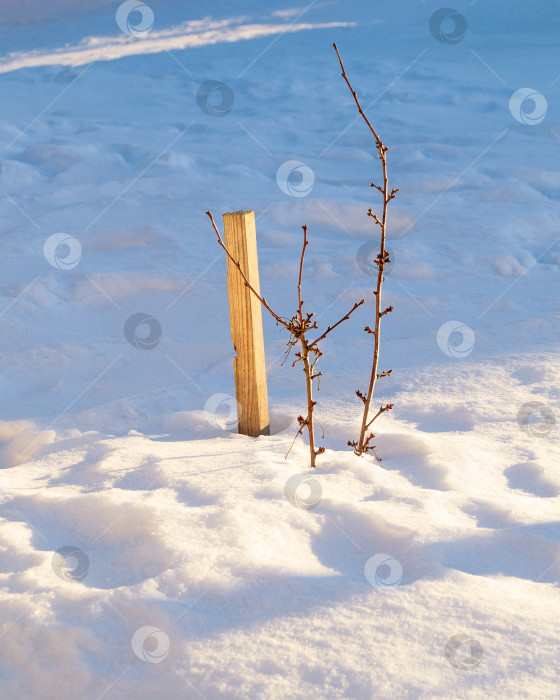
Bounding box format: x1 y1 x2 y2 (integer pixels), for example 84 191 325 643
223 211 270 437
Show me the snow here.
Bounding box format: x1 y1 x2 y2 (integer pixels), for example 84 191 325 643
0 0 559 697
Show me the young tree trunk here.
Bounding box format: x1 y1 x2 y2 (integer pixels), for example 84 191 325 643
357 161 389 455
333 42 396 461
300 337 317 468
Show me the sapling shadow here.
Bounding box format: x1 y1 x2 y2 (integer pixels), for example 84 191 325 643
207 211 364 468
333 43 396 464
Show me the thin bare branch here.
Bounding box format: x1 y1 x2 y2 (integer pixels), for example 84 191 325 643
297 225 309 324
333 43 396 460
206 211 290 330
308 299 365 348
365 403 394 431
333 42 383 147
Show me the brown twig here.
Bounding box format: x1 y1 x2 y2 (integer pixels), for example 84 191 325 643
333 43 396 460
297 225 308 324
308 299 364 348
207 211 290 330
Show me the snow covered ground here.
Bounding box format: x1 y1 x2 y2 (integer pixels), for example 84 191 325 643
0 0 559 697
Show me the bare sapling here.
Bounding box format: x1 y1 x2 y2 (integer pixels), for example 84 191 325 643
206 211 364 468
333 43 396 463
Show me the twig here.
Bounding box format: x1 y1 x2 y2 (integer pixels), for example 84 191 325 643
206 211 290 330
333 43 396 460
309 299 364 348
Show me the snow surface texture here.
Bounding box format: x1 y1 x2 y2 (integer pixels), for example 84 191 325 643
0 0 559 698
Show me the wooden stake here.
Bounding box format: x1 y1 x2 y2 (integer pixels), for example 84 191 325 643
222 211 270 437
